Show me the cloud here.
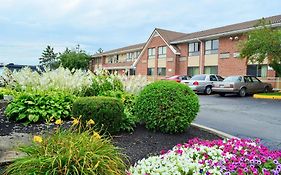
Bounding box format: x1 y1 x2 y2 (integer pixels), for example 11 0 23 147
0 0 281 65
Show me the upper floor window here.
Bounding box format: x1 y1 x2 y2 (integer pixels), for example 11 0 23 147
205 39 219 55
126 51 141 61
158 46 166 58
188 42 200 56
108 55 119 63
148 48 155 59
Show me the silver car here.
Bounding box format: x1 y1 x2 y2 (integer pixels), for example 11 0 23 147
213 75 273 97
181 74 224 95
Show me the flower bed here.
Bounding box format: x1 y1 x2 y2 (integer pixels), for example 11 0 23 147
128 138 281 175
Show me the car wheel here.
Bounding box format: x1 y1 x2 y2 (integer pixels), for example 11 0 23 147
263 86 270 93
219 93 225 97
204 86 212 95
238 88 246 97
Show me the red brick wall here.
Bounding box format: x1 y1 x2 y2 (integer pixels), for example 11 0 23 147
136 49 148 75
218 35 247 76
135 35 177 77
176 43 188 75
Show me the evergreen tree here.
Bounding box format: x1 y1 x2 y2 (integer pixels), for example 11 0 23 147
39 45 59 69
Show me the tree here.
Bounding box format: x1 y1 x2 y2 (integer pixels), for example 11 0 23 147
96 48 103 54
58 45 91 70
239 20 281 76
39 45 59 69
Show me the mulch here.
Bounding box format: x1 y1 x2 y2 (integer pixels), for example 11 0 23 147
0 100 221 168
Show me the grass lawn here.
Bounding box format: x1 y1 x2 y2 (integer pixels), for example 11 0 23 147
259 92 281 96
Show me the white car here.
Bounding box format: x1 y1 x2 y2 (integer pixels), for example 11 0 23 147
181 74 224 95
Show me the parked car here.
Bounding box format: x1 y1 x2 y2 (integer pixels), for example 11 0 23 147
181 74 224 95
212 75 273 97
165 75 191 82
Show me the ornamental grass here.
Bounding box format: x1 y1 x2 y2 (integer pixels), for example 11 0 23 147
3 119 127 175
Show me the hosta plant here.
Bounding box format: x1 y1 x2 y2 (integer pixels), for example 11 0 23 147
4 90 75 123
128 138 281 175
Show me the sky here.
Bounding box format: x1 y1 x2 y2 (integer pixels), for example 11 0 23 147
0 0 281 65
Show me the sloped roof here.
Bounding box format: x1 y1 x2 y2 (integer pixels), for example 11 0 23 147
93 42 145 57
155 28 187 43
172 14 281 43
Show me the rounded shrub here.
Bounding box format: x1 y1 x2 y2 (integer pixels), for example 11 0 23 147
3 130 127 175
72 96 124 134
134 80 199 133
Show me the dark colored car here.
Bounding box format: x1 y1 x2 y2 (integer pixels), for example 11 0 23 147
213 75 273 97
165 75 191 83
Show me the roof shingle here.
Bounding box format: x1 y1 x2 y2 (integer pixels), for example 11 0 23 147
172 14 281 43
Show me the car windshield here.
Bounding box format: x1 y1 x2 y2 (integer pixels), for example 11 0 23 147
223 76 242 82
191 75 206 80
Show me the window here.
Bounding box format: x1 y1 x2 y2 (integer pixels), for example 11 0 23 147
147 68 154 76
188 67 199 77
204 66 218 74
129 68 136 75
247 65 267 77
209 75 217 81
191 74 206 80
244 76 253 83
205 39 219 55
188 42 200 56
251 77 261 83
113 55 119 63
157 67 166 76
216 75 224 81
137 51 141 57
158 46 167 58
108 55 119 63
148 48 155 59
127 51 139 61
108 56 113 63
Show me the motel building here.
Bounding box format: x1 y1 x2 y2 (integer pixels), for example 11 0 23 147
91 14 281 82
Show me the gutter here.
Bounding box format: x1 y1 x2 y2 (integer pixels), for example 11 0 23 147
170 23 281 44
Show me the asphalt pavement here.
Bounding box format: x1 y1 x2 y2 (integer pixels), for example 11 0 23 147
195 94 281 150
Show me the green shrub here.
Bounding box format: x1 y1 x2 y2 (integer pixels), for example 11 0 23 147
81 76 124 97
134 80 199 133
0 93 3 100
72 96 124 134
4 91 75 123
3 129 127 175
101 90 138 132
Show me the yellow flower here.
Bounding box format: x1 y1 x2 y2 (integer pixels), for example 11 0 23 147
33 135 43 143
55 119 63 125
87 119 95 125
93 132 101 139
72 118 79 126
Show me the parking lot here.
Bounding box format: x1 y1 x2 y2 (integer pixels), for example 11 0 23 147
195 94 281 150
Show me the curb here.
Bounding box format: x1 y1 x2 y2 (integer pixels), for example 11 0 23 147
191 123 238 139
253 94 281 100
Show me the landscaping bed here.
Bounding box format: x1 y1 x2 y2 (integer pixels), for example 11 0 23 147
0 110 221 173
0 107 221 164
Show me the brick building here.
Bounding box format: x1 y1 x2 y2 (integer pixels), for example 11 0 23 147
91 14 281 79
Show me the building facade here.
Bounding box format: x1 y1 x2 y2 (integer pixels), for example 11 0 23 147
91 14 281 79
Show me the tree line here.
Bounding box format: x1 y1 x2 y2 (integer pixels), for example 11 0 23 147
39 45 103 70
